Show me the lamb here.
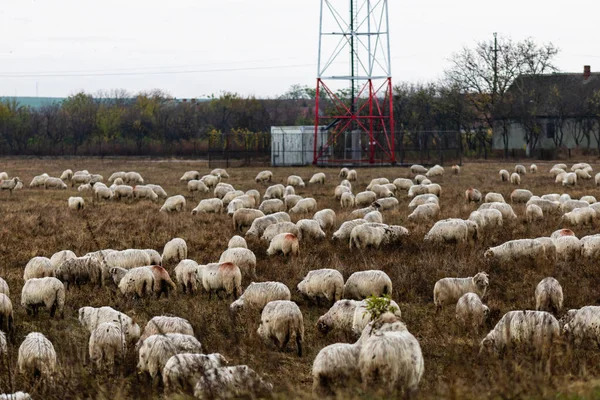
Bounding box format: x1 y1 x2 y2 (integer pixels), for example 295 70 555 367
78 306 140 344
426 164 444 177
133 185 159 202
267 233 300 256
484 192 505 203
23 256 54 281
313 208 336 230
232 209 264 232
393 178 413 191
411 164 427 174
424 218 477 244
499 169 509 181
355 191 377 206
88 322 127 368
29 173 49 188
287 175 305 188
188 179 210 195
67 196 85 211
174 260 204 294
54 256 103 289
255 170 273 183
18 332 57 379
484 239 544 265
414 175 427 184
0 177 22 194
211 168 229 179
562 172 577 186
180 170 201 182
515 164 527 175
433 272 489 310
317 299 361 336
526 204 544 223
162 353 228 393
289 198 317 214
510 189 533 203
349 224 409 250
535 277 563 315
105 249 151 269
555 171 567 183
340 192 355 208
44 177 67 190
138 316 195 347
296 219 326 240
245 212 290 238
297 269 344 305
162 238 188 268
510 172 521 185
214 183 235 199
332 219 367 242
193 365 273 400
160 195 186 212
202 262 242 299
282 185 295 198
259 198 285 214
580 234 600 258
50 250 76 269
192 198 223 214
263 184 285 200
343 270 392 299
347 169 357 181
257 300 304 356
145 184 167 199
553 235 581 261
137 333 203 379
312 343 361 394
309 172 326 184
465 188 482 203
563 207 595 226
228 235 247 249
408 203 440 223
230 281 291 313
0 294 13 331
219 248 257 277
124 171 144 185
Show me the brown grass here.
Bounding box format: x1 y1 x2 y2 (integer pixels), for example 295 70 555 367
1 158 600 398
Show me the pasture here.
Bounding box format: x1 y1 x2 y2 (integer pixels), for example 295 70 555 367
1 158 600 399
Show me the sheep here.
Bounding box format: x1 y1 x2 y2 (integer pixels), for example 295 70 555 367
174 259 203 294
264 184 285 200
0 392 32 400
526 204 544 223
202 262 242 299
334 185 351 200
576 168 592 180
284 194 303 210
55 256 103 289
550 167 566 177
76 182 91 193
424 218 477 244
515 164 526 175
550 228 576 239
49 250 76 271
219 248 257 278
191 198 223 215
474 209 504 229
232 209 264 232
595 172 600 186
349 224 409 250
162 238 187 268
193 365 273 400
536 237 557 262
0 172 7 180
88 322 126 369
371 184 394 198
94 186 113 201
163 353 228 393
260 221 298 242
478 202 517 220
355 191 377 206
18 332 57 379
510 172 521 185
161 195 186 212
105 249 151 269
510 189 533 203
424 183 442 197
71 173 91 187
560 199 588 214
66 196 85 211
23 257 54 281
347 169 357 181
0 294 13 332
563 207 595 227
107 171 125 182
309 172 326 184
562 172 577 186
456 292 489 333
257 300 304 356
214 183 235 199
526 197 561 214
180 170 200 182
408 193 438 211
433 272 489 310
245 212 290 238
137 333 203 379
313 208 336 230
580 195 597 204
267 233 300 256
339 167 350 178
393 178 413 191
137 316 195 349
230 281 291 314
115 267 154 298
259 199 285 215
364 210 383 223
287 175 305 188
499 169 509 181
113 185 134 201
553 235 581 261
43 177 67 190
414 175 427 184
312 342 361 394
29 173 49 188
351 205 379 219
343 270 392 299
289 198 317 214
408 203 440 223
332 219 367 242
351 299 402 337
411 164 427 174
228 235 247 249
562 306 600 349
0 177 22 194
317 300 361 339
485 192 505 203
296 219 326 240
555 171 567 184
340 192 355 208
480 310 559 374
465 188 482 203
124 171 144 185
484 239 544 265
550 163 566 171
426 164 444 177
188 179 210 195
78 306 140 344
284 185 296 197
530 164 537 173
133 185 159 202
297 269 344 306
535 277 563 315
255 170 273 183
0 278 8 298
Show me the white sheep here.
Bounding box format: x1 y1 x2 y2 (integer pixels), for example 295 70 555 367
146 184 167 199
355 191 377 207
232 209 265 232
0 278 8 297
414 175 427 184
351 299 402 337
108 171 126 182
433 272 489 310
162 238 188 268
289 197 317 214
456 292 489 332
465 188 482 203
309 172 326 184
105 249 151 269
340 192 355 208
228 235 247 249
138 316 195 348
510 189 533 203
339 167 350 178
89 322 126 368
230 281 291 313
312 343 360 394
287 175 305 188
0 177 22 194
526 198 560 214
0 392 32 400
263 184 285 200
515 164 526 175
115 267 154 298
202 262 242 299
214 183 235 199
580 234 600 258
499 170 509 181
411 164 427 174
133 185 159 202
257 300 304 356
78 306 140 344
50 250 77 270
219 248 257 277
193 365 273 400
478 202 517 220
530 164 538 173
23 256 54 281
55 256 103 289
317 299 361 337
364 210 383 223
562 172 577 186
124 171 144 185
563 207 595 226
18 332 57 379
112 185 133 201
349 224 409 250
188 179 210 195
57 169 71 181
312 208 335 230
576 169 592 180
0 293 13 331
94 186 113 201
261 221 299 243
334 184 351 200
296 219 326 240
526 204 544 223
535 277 563 315
484 239 544 265
44 177 67 190
66 196 85 211
284 194 303 210
343 270 392 299
393 178 413 191
560 199 589 213
510 172 520 185
484 192 505 203
297 269 344 305
137 333 203 379
562 306 600 349
174 259 204 294
259 198 285 214
0 172 7 180
162 353 228 393
245 212 290 238
424 218 477 244
351 205 379 218
347 169 357 181
553 235 581 261
371 184 394 198
580 195 597 204
426 164 444 177
160 195 186 212
535 237 557 262
29 173 49 188
550 167 566 177
408 203 439 223
255 170 273 183
283 184 295 197
267 233 300 256
180 170 200 182
408 193 438 211
191 198 223 215
71 173 91 187
366 178 390 190
332 219 367 242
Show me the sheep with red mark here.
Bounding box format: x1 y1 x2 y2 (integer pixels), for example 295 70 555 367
202 262 242 299
266 233 299 256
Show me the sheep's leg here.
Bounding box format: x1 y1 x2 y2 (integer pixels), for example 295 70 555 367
50 302 57 318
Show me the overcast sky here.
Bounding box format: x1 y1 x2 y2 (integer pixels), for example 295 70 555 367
0 0 598 99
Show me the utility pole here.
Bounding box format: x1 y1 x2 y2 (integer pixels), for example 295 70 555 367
492 32 498 105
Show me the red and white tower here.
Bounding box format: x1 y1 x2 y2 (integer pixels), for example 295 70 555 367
313 0 395 165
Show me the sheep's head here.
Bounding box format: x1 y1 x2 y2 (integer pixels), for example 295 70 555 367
479 332 496 355
316 315 332 334
483 305 490 318
483 249 494 259
474 272 489 289
230 299 244 314
296 279 306 294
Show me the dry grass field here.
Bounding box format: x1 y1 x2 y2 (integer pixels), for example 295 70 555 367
2 157 600 399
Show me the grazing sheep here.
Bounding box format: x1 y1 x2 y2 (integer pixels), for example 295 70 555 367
309 172 326 184
424 218 477 244
115 267 154 298
411 164 427 174
347 170 357 181
261 221 299 242
192 198 223 215
371 184 394 198
180 171 200 182
228 235 247 249
59 169 73 181
351 205 379 219
312 343 360 394
526 204 544 223
580 195 597 204
214 183 235 199
105 249 151 269
89 322 126 368
267 233 300 256
510 189 533 203
163 353 228 393
408 203 440 223
18 332 57 379
550 167 566 178
553 235 581 261
284 194 303 210
355 191 377 206
257 300 304 356
349 224 409 250
465 188 482 203
535 277 563 315
562 306 600 349
124 172 144 185
219 248 256 277
287 175 305 188
232 209 265 232
433 272 489 310
193 365 273 400
478 202 517 220
0 278 8 298
535 237 557 262
364 210 383 223
259 199 286 214
162 238 188 268
72 173 93 187
133 185 159 202
188 179 210 195
289 198 317 214
211 168 229 179
332 219 367 242
144 184 167 200
296 219 326 240
334 184 351 200
67 196 85 211
44 177 67 190
297 269 344 305
563 207 595 226
456 292 489 333
527 198 560 214
499 169 509 181
245 212 290 238
174 259 203 294
230 281 291 313
485 192 505 203
78 306 140 344
340 192 355 208
484 239 544 265
94 186 113 201
426 164 444 177
284 184 296 197
0 177 23 194
351 299 402 337
137 333 203 379
317 300 362 339
550 228 575 239
160 195 186 213
393 178 413 191
50 250 77 270
29 173 49 188
562 172 577 186
55 256 103 289
112 185 133 201
530 164 537 173
414 175 427 184
138 316 194 347
313 208 336 230
23 257 54 281
408 194 438 211
515 164 526 175
264 184 285 200
576 169 592 180
343 270 392 299
202 262 242 299
339 168 349 178
510 172 520 185
255 170 273 183
560 199 588 214
0 294 13 331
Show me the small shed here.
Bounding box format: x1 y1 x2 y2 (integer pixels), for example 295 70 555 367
270 126 328 166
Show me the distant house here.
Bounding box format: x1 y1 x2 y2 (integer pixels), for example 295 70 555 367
492 66 600 155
